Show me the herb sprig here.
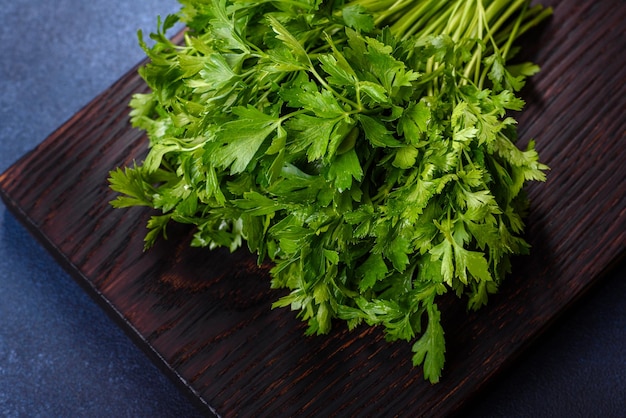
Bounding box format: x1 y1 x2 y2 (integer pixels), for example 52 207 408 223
110 0 550 383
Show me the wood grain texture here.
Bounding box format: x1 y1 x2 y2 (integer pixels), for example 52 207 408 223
1 1 624 416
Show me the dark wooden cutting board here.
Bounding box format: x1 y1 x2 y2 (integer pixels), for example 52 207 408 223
1 1 624 416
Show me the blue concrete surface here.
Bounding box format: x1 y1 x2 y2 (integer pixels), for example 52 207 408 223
1 1 624 417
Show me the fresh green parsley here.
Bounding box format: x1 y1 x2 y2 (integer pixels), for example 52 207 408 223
109 0 551 383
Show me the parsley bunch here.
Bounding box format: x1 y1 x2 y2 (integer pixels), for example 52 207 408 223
110 0 551 383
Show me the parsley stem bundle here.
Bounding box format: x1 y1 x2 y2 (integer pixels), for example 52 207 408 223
110 0 550 383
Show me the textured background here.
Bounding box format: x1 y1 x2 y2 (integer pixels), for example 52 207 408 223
1 0 624 417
